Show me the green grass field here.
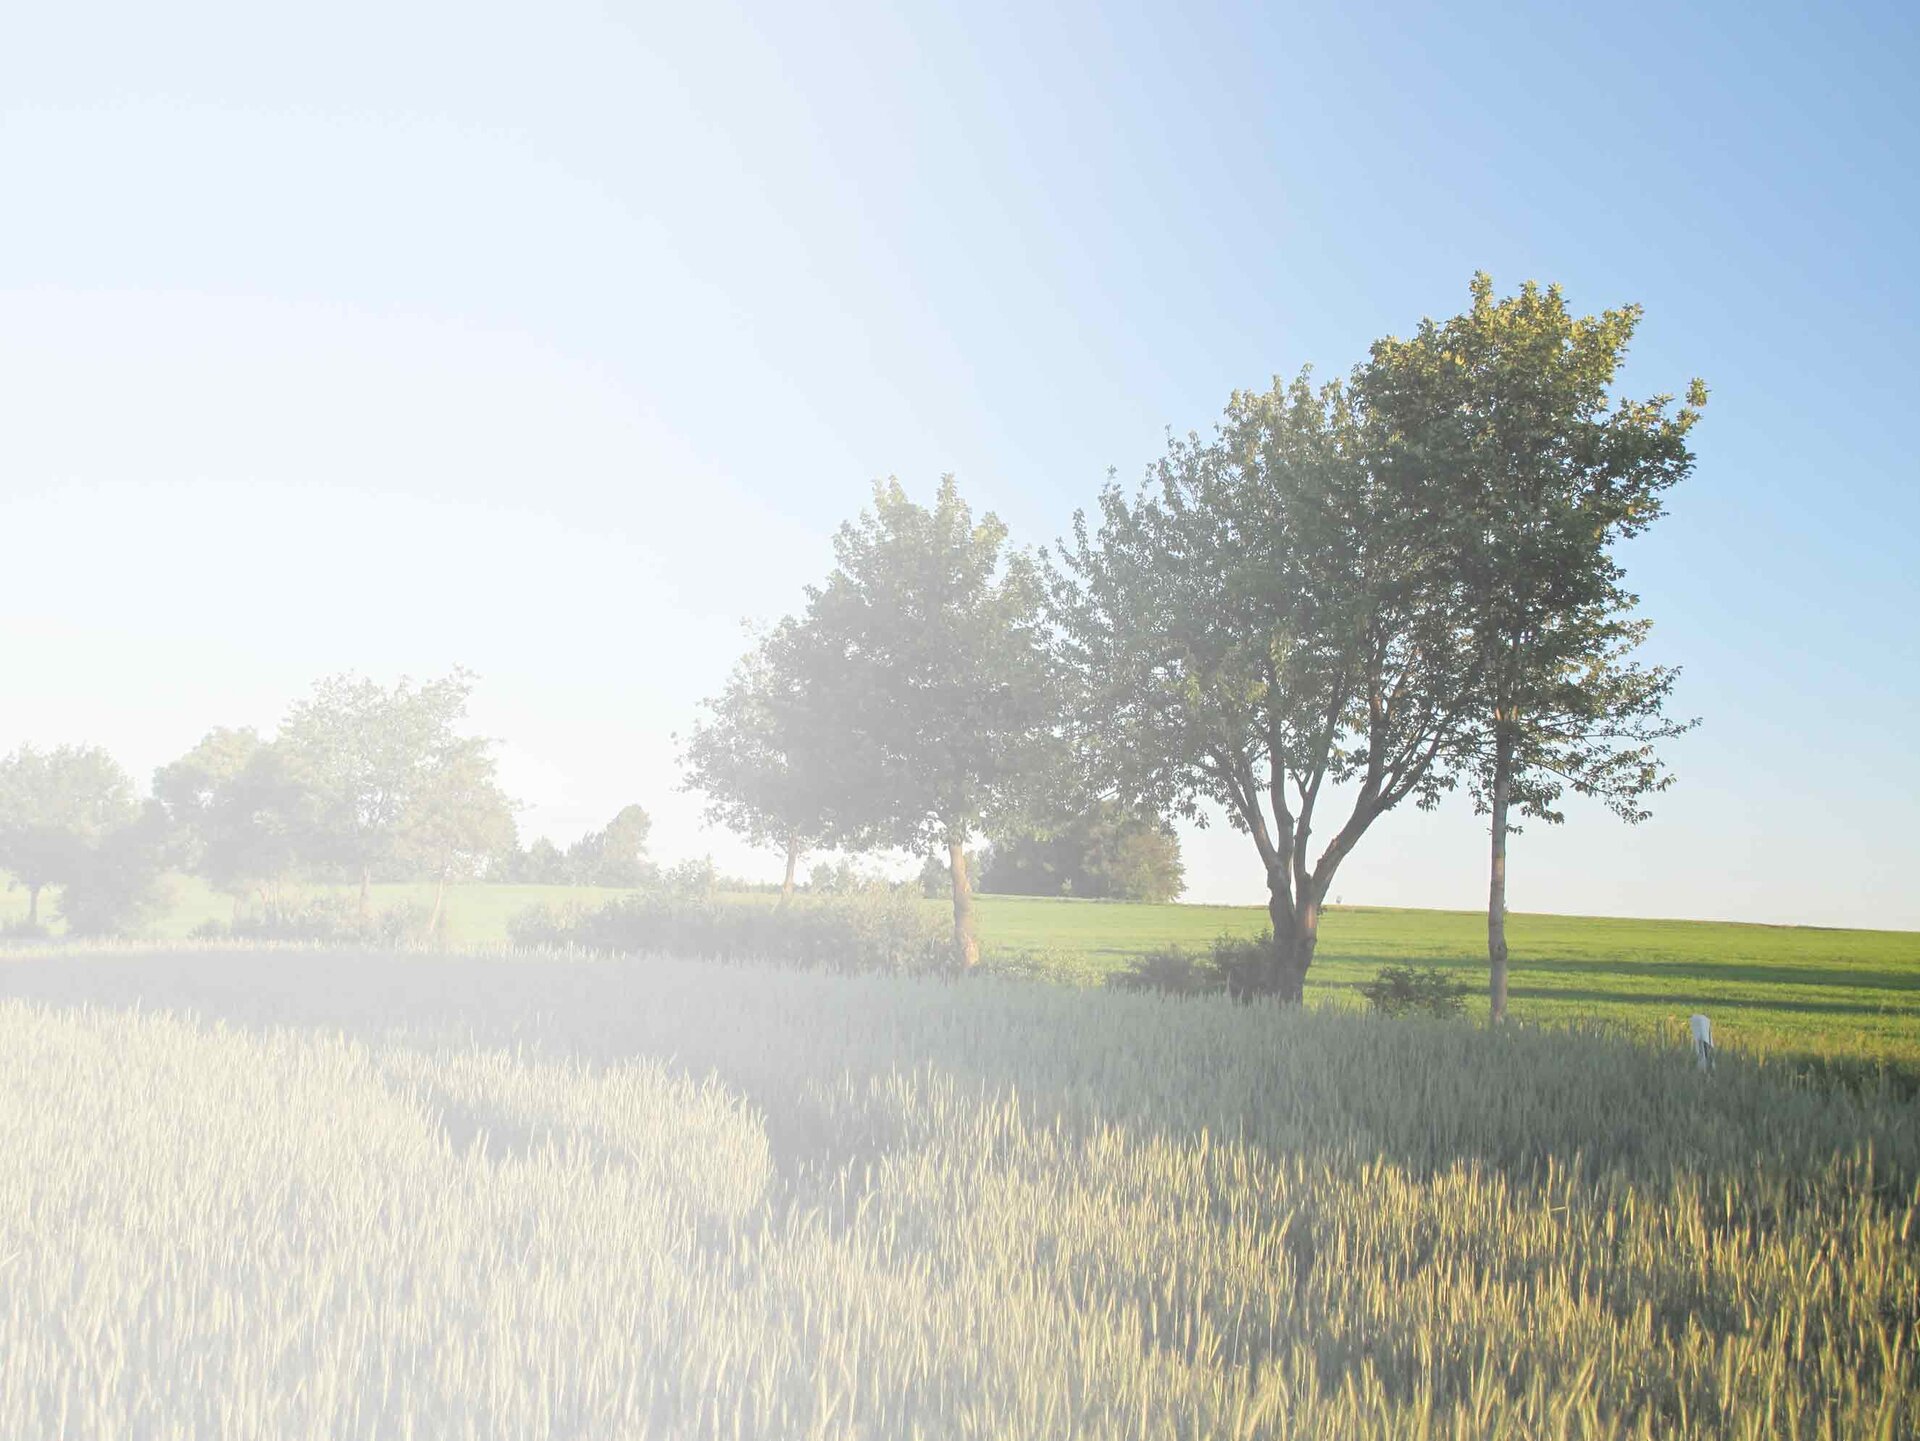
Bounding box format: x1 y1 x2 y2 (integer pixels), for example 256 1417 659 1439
6 875 1916 1075
974 894 1920 1077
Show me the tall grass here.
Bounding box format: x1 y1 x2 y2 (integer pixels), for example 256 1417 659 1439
1 947 1915 1438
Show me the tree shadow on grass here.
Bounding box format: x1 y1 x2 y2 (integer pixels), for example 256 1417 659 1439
1503 985 1920 1019
1330 951 1920 994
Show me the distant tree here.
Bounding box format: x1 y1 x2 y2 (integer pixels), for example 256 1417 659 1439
1361 275 1704 1019
515 835 570 885
662 854 719 900
1090 812 1186 903
0 744 140 927
397 738 517 933
775 478 1061 967
57 800 170 938
192 741 329 910
153 727 264 873
565 805 654 888
978 801 1185 902
1048 375 1475 1000
917 848 981 899
681 632 838 899
279 669 484 915
807 858 888 896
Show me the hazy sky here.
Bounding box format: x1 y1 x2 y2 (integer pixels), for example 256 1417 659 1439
3 1 1916 928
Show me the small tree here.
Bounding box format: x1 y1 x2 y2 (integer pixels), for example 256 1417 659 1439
1362 275 1704 1019
192 741 329 911
279 669 482 915
681 632 838 900
0 743 140 927
397 738 517 933
565 804 654 888
776 477 1062 967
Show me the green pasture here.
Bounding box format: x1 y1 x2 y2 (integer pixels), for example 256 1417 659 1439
6 874 1916 1074
976 895 1920 1076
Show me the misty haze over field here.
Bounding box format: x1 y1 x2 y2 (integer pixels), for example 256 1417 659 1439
2 3 1918 1438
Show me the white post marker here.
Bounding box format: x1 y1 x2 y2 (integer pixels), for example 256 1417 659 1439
1690 1013 1715 1073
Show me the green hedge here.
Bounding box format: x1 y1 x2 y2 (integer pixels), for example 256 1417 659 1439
507 888 954 975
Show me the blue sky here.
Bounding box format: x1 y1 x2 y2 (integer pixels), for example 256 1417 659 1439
2 0 1915 927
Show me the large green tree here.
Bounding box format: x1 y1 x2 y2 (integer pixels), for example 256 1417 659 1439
1049 374 1474 1000
0 744 140 927
775 477 1061 967
681 632 838 899
1362 275 1704 1019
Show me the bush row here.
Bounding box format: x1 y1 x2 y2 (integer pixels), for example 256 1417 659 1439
1110 931 1469 1017
190 894 433 946
506 888 955 975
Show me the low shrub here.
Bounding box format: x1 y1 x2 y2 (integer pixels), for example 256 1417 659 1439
1109 929 1276 999
661 856 720 900
508 888 954 975
504 902 583 950
1205 930 1275 999
1360 964 1469 1018
1107 944 1215 996
230 894 433 946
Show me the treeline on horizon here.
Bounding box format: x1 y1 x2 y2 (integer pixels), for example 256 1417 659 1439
0 679 1186 946
1 275 1705 1015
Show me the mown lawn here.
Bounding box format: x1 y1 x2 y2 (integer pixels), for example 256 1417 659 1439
6 875 1916 1074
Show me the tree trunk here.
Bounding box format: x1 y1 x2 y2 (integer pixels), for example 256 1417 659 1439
358 865 372 920
26 883 40 927
948 838 979 971
428 875 446 937
780 837 800 904
1264 874 1319 1003
1487 725 1513 1023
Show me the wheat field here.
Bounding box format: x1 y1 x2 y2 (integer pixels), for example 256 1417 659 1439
2 947 1915 1438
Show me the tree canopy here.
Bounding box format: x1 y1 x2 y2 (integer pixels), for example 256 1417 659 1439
149 672 515 927
681 632 839 897
1361 274 1704 1017
1048 374 1476 998
278 669 501 913
398 737 517 930
0 744 141 927
769 476 1062 966
563 804 654 889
